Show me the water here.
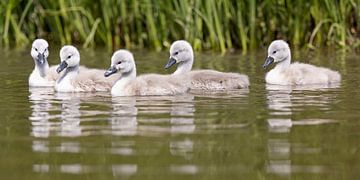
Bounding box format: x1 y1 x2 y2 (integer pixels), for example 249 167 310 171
0 47 359 179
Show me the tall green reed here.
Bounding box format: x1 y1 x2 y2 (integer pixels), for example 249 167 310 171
0 0 359 52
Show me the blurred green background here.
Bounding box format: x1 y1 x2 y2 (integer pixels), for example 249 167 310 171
1 0 359 52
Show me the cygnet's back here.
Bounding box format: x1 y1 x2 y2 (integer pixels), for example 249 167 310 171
284 63 341 85
71 69 115 92
104 50 190 96
188 70 249 90
164 40 249 90
123 74 190 96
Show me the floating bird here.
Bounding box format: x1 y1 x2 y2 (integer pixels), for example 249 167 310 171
55 45 118 92
263 40 341 85
29 39 59 87
165 40 249 90
104 50 190 96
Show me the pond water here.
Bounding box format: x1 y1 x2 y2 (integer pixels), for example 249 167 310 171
0 46 359 179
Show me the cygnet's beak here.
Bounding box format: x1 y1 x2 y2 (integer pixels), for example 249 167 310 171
104 66 118 77
56 61 68 73
37 53 46 65
164 57 177 69
263 56 274 69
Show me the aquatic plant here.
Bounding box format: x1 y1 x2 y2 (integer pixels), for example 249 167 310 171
0 0 359 52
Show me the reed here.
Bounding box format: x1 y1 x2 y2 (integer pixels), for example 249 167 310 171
0 0 359 52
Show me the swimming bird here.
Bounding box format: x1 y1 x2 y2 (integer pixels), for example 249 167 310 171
263 40 341 85
29 39 59 87
164 40 249 90
104 50 190 96
55 45 118 92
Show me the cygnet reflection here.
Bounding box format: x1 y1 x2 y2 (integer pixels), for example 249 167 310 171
109 96 138 136
29 87 56 138
55 93 82 137
169 94 195 134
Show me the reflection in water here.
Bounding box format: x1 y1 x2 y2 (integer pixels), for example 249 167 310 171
265 84 340 176
266 84 340 129
30 90 84 159
29 89 85 137
33 163 138 176
168 95 197 175
56 142 81 153
111 164 138 177
109 97 138 136
56 93 82 137
133 94 196 135
30 90 139 176
168 95 196 162
109 97 138 158
170 94 195 134
170 164 198 175
266 85 292 134
29 88 55 138
170 139 194 160
134 94 196 159
266 85 292 176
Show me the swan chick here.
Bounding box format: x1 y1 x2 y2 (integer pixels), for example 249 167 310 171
55 45 115 92
263 40 341 85
164 40 249 90
29 39 59 87
104 50 190 96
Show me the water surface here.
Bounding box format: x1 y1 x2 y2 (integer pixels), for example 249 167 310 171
0 47 358 179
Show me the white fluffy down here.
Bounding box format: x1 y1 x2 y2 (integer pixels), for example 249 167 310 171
265 62 341 85
264 40 341 85
112 74 191 96
188 70 249 90
29 65 59 87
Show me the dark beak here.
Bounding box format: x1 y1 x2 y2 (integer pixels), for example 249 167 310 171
37 53 46 65
164 57 177 69
56 61 68 73
104 66 118 77
263 56 274 69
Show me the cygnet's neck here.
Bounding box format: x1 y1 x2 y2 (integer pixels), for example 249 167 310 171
57 65 79 84
173 57 193 75
112 67 137 94
275 54 291 70
34 59 49 77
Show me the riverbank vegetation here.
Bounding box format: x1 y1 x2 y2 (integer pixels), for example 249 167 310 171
1 0 359 52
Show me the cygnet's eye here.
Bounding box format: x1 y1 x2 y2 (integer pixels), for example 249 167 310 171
67 55 72 59
174 51 179 56
45 48 48 52
273 50 277 54
35 48 38 52
117 61 122 65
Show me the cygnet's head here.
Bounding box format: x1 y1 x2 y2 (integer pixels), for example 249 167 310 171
57 45 80 73
263 40 291 68
104 50 135 77
164 40 194 69
31 39 49 65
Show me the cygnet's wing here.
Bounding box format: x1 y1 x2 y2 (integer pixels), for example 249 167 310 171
128 74 190 96
289 63 341 85
188 70 249 90
72 68 114 92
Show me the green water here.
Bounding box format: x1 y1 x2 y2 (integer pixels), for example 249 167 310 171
0 47 359 179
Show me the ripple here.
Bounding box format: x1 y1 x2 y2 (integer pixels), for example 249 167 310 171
266 161 327 175
170 164 198 175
